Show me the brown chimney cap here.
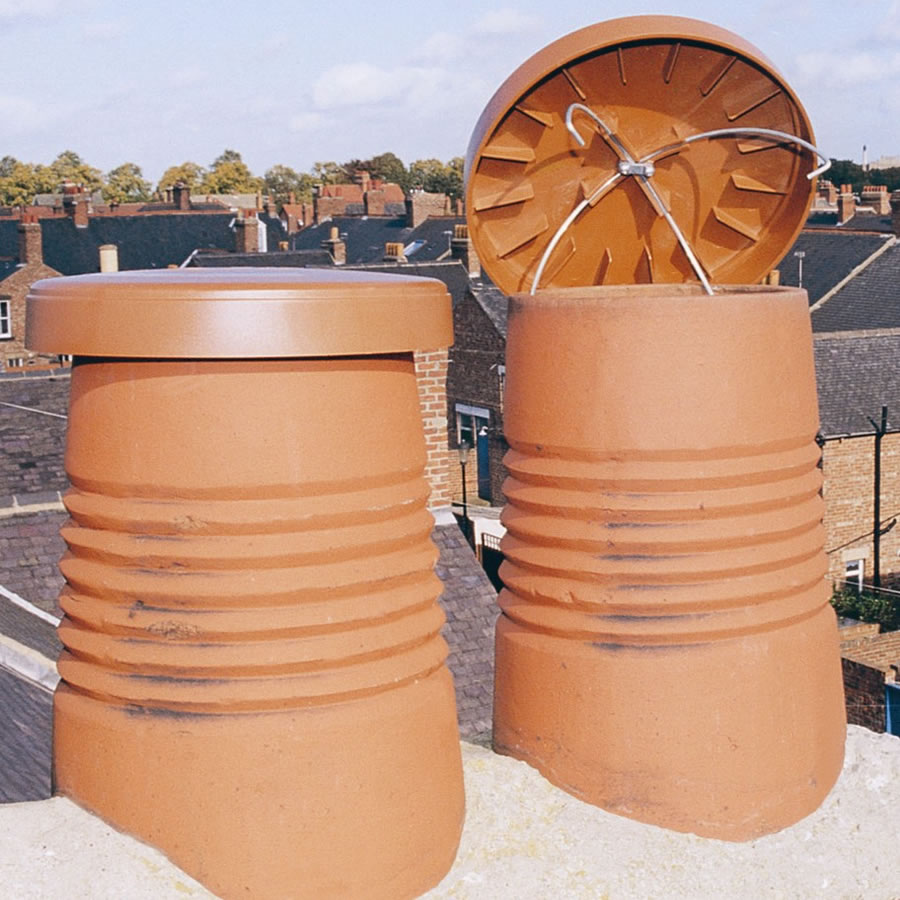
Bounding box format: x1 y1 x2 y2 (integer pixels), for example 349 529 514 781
465 15 817 294
26 268 452 358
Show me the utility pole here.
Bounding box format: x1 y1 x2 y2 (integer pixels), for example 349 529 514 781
868 405 896 587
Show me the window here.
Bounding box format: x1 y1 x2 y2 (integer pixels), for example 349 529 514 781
845 559 864 593
0 298 10 339
455 404 492 502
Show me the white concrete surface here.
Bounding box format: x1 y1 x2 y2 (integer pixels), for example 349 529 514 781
1 726 897 899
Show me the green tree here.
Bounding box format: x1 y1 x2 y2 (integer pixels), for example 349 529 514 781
408 157 463 199
50 150 103 192
263 164 315 207
311 160 345 185
200 149 260 194
104 162 151 204
157 161 206 195
0 159 55 206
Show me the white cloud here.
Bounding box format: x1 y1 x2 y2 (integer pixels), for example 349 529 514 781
312 62 441 110
794 49 900 87
410 30 465 66
471 8 541 37
289 111 325 133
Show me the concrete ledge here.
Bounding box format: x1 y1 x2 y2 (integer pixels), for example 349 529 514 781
1 726 897 898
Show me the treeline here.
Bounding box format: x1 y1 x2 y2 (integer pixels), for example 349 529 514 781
0 149 464 209
827 158 900 193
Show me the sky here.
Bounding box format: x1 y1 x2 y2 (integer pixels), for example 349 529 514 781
2 0 899 185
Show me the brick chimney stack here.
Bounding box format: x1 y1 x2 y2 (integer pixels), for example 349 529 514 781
172 182 191 211
364 188 385 216
321 225 346 265
61 181 91 227
450 224 481 278
838 184 855 225
234 212 259 254
17 221 43 266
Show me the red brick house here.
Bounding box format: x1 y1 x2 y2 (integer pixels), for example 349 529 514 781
0 221 62 371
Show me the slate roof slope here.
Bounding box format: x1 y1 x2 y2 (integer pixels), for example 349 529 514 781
34 213 236 274
469 282 509 338
814 330 900 436
0 511 68 618
0 375 69 500
811 242 900 332
774 231 892 305
0 667 52 803
341 260 471 309
292 215 465 266
433 522 498 739
190 249 333 268
292 216 409 264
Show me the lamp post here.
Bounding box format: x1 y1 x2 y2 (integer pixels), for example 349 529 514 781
458 441 471 547
794 250 806 289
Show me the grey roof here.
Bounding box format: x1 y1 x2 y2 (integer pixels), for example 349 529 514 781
0 667 52 803
0 511 68 617
774 231 892 305
814 330 900 436
190 249 334 268
0 375 69 500
292 216 409 264
433 522 498 739
839 214 894 233
342 260 471 309
811 241 900 332
0 213 237 275
469 282 509 338
292 215 465 266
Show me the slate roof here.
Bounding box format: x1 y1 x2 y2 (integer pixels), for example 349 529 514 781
774 231 892 305
190 249 334 268
0 213 238 276
840 213 894 234
0 511 68 617
433 522 498 739
292 215 465 266
342 260 471 309
0 375 69 500
0 667 52 803
811 242 900 333
814 330 900 436
469 282 509 338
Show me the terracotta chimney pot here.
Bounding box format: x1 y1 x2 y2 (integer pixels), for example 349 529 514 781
26 268 463 900
494 283 846 840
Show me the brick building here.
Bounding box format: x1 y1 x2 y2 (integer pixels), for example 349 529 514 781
0 221 62 371
839 619 900 734
446 281 508 507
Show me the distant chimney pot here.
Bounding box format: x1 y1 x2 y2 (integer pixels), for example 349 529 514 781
384 242 406 263
99 244 119 273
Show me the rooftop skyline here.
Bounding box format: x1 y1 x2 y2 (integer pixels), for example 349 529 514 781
2 0 898 183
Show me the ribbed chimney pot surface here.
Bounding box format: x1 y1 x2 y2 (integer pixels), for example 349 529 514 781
494 284 846 840
26 268 462 899
465 15 844 840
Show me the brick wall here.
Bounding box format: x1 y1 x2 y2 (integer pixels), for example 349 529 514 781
821 433 900 583
840 629 900 732
414 348 451 510
446 292 508 506
0 262 63 370
842 657 888 731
